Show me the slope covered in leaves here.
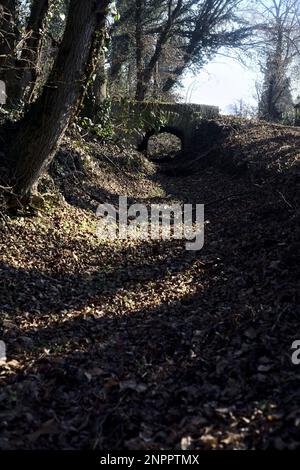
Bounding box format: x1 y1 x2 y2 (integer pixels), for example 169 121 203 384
0 119 299 449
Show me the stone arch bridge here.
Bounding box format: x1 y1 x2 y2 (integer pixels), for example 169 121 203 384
110 100 219 152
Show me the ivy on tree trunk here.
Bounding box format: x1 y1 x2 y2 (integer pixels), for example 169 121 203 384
8 0 110 198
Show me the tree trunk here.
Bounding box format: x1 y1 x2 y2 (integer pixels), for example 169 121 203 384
77 4 108 117
162 39 193 93
93 51 107 106
136 27 171 100
81 38 108 118
9 0 109 197
135 0 182 100
14 0 50 104
109 33 128 84
0 0 18 106
135 0 144 101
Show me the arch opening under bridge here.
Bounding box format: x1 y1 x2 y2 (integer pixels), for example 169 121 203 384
138 125 185 153
110 100 220 154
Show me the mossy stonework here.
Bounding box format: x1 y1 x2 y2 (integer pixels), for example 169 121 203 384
110 99 219 151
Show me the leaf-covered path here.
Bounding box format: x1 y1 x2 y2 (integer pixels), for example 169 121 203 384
0 120 299 449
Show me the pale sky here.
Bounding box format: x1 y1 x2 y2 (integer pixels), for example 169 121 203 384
180 57 260 114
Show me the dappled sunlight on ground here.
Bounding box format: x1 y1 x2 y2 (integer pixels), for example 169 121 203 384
0 120 299 449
